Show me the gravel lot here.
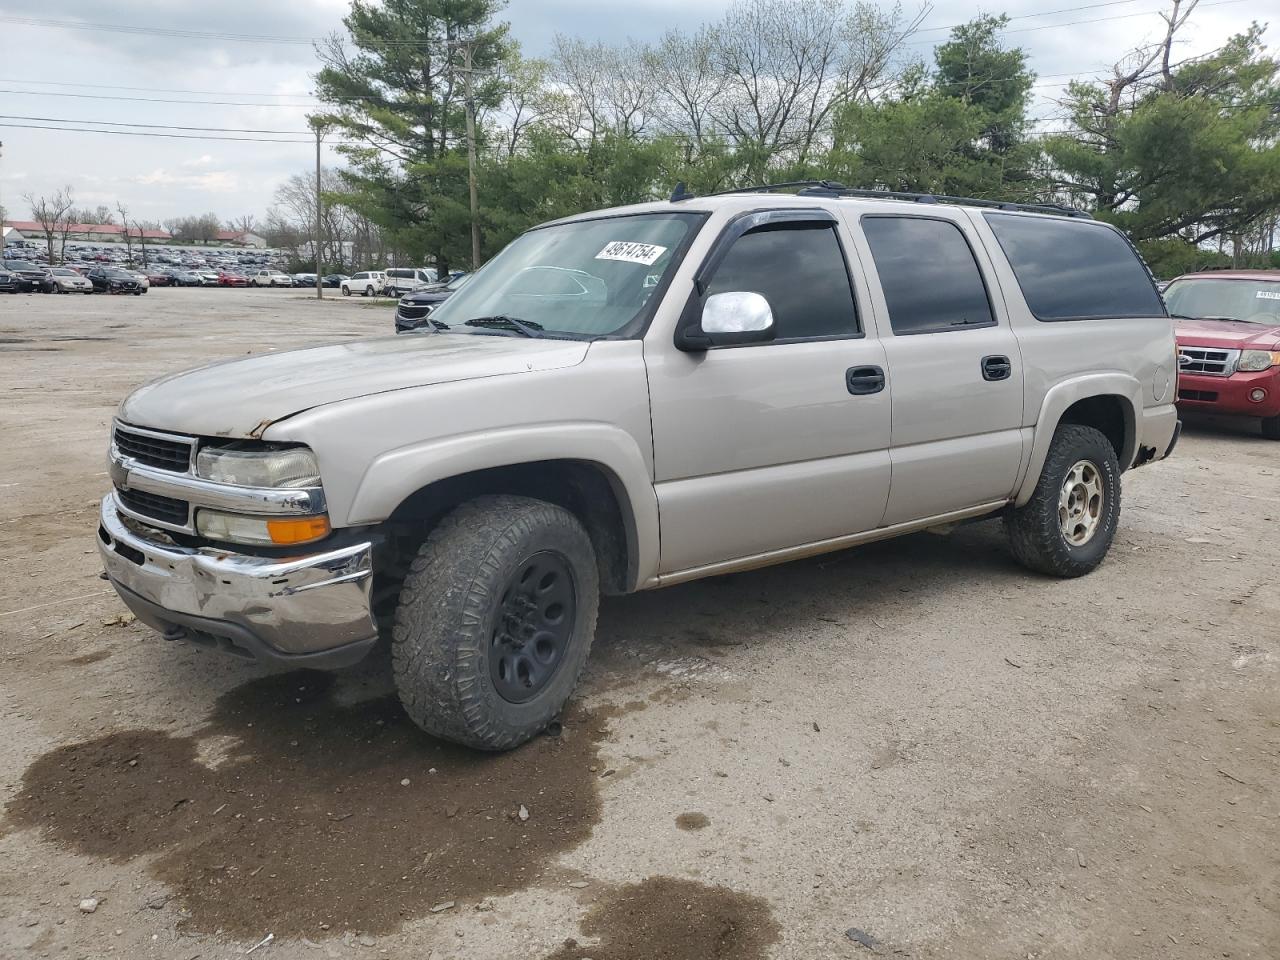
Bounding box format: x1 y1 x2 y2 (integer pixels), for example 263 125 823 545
1 287 1278 959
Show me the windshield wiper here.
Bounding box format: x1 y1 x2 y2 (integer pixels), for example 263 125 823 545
1170 313 1246 323
464 315 546 338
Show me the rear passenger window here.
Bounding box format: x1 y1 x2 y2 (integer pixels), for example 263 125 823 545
861 216 994 335
705 222 859 340
983 213 1164 320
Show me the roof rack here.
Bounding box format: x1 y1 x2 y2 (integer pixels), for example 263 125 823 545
670 179 1091 219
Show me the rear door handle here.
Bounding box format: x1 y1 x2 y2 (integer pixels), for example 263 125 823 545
846 365 885 395
982 355 1012 382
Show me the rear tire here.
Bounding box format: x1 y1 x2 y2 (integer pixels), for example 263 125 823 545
1006 424 1121 578
392 495 599 751
1262 416 1280 441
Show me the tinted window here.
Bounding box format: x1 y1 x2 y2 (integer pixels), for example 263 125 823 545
862 216 993 335
984 213 1164 320
704 222 859 340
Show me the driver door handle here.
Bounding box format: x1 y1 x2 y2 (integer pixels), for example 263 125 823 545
846 365 885 395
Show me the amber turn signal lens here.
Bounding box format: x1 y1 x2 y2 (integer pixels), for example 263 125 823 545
266 515 332 545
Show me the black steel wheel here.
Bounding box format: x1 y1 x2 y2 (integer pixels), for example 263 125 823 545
392 495 599 751
490 551 577 703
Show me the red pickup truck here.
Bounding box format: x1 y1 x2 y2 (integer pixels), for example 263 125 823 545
1165 270 1280 440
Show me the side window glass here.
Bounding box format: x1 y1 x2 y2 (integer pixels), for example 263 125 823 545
983 213 1164 320
862 216 994 335
705 222 859 340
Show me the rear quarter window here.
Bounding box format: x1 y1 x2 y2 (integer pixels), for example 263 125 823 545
983 213 1164 321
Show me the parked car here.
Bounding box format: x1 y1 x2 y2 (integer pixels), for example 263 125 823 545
0 268 15 293
145 271 172 287
87 267 144 294
291 273 318 288
45 267 94 294
128 271 151 293
217 271 249 287
3 259 54 293
394 273 472 333
1165 269 1280 439
383 267 438 296
197 270 220 286
251 269 293 287
98 186 1180 751
340 271 388 297
165 269 203 287
322 274 349 288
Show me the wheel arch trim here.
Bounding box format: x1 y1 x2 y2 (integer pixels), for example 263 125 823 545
346 422 658 592
1016 375 1140 507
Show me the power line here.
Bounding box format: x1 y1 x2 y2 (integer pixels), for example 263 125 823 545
0 114 312 135
0 77 325 100
914 0 1146 34
0 88 318 109
0 122 313 144
905 0 1251 45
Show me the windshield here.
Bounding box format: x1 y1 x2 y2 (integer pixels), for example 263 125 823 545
1164 278 1280 325
51 268 77 276
429 212 703 338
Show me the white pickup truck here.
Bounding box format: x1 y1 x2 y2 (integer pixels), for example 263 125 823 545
99 184 1180 749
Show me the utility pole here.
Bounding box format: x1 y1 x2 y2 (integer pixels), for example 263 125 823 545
312 120 325 300
461 41 481 271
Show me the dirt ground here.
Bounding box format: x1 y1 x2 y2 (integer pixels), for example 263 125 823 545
1 287 1277 960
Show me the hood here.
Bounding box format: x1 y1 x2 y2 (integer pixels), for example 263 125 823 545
402 288 454 304
119 333 590 438
1175 318 1280 350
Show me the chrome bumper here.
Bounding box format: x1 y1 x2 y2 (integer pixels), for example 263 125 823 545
97 494 378 666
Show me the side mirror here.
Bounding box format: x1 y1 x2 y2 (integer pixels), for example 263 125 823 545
677 291 776 351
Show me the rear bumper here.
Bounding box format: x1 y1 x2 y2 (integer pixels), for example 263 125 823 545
97 495 378 668
1177 369 1280 418
1135 403 1180 464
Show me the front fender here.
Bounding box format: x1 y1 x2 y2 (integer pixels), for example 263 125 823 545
1015 374 1141 507
346 422 660 591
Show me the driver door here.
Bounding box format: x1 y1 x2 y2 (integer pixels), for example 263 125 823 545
645 211 892 576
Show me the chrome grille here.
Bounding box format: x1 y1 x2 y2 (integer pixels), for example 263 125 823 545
117 487 190 527
1177 346 1240 378
113 425 193 472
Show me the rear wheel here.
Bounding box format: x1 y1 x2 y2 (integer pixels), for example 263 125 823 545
392 495 599 751
1263 416 1280 441
1006 424 1121 577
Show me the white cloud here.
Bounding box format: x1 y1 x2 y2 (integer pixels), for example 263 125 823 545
133 169 240 193
182 154 217 168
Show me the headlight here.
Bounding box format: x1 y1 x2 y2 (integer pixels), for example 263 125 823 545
196 510 330 546
1237 350 1280 372
195 444 321 488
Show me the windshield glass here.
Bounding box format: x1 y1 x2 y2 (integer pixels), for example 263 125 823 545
1164 278 1280 325
429 212 702 338
51 268 77 276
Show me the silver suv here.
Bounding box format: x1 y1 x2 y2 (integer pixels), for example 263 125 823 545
98 184 1180 750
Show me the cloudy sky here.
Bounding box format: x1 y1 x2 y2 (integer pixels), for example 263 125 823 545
0 0 1267 225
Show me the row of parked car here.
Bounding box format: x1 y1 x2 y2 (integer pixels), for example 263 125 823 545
0 259 362 294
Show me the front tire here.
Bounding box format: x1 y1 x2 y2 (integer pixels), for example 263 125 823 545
1261 415 1280 441
392 495 599 751
1006 424 1121 577
341 286 351 296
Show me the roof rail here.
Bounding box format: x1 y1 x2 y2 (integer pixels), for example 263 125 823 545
668 179 1091 219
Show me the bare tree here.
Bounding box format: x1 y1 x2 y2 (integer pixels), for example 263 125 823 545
551 35 656 143
226 213 257 236
23 186 75 265
645 28 728 151
116 202 134 266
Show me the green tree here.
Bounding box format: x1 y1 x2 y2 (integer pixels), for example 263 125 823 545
1044 22 1280 244
315 0 510 274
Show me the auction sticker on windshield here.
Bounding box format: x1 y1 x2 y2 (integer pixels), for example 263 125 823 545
1257 291 1280 300
595 241 667 266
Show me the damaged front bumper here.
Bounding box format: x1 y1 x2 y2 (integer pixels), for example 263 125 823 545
97 495 379 668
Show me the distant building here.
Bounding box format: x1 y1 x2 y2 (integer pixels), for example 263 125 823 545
3 220 172 243
215 230 268 249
